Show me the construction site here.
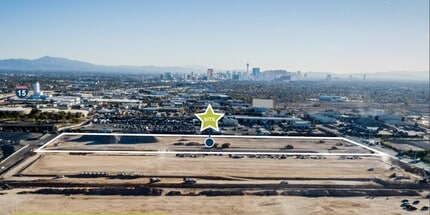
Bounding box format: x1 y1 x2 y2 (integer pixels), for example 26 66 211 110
1 133 429 214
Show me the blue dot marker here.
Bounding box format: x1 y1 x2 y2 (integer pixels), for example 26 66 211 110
204 137 215 148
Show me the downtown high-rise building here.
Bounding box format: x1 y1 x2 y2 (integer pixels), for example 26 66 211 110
207 69 214 79
252 68 260 77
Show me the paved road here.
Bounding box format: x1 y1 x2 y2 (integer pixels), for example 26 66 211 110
0 145 31 175
0 133 55 175
346 135 430 172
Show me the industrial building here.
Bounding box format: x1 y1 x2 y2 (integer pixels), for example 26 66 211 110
319 95 347 102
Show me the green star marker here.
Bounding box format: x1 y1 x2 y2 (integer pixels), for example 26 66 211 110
195 104 224 132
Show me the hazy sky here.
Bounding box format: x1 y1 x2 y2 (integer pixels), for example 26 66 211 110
0 0 428 73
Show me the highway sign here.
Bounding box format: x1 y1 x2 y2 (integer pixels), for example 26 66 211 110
15 85 29 98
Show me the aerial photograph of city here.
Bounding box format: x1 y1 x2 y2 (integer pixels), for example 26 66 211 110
0 0 429 214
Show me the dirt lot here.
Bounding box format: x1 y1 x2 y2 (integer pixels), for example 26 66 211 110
1 135 426 215
19 154 398 179
0 190 429 215
44 134 370 154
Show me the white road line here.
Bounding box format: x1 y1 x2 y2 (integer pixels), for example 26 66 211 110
342 138 386 156
0 144 29 165
34 132 65 152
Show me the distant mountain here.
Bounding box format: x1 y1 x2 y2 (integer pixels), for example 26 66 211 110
0 56 207 74
0 56 102 71
304 70 429 82
0 56 427 81
362 71 429 81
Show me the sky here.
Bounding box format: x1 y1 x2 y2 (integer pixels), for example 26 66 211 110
0 0 429 73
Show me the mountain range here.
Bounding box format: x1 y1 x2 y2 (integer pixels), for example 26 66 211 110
0 56 206 74
0 56 428 81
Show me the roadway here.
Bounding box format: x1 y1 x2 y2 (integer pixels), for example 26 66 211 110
0 133 55 175
346 135 430 172
0 144 31 174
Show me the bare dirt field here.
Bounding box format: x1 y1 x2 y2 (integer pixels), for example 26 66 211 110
0 190 429 215
43 134 371 154
20 154 398 179
1 135 428 215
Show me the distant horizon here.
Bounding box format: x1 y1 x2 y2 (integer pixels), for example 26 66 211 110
0 0 428 73
0 55 429 75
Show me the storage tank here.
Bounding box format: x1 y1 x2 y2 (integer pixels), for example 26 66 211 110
33 82 40 96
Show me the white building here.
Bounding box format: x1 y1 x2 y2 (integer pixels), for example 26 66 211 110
252 99 274 109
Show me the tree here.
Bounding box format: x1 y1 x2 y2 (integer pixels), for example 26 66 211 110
1 145 15 158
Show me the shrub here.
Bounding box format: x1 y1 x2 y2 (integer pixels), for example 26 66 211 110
221 143 230 148
185 142 200 146
284 144 294 149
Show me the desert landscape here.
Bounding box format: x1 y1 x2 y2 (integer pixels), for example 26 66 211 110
1 134 429 214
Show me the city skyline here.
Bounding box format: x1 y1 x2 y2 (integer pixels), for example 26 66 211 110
0 0 429 73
